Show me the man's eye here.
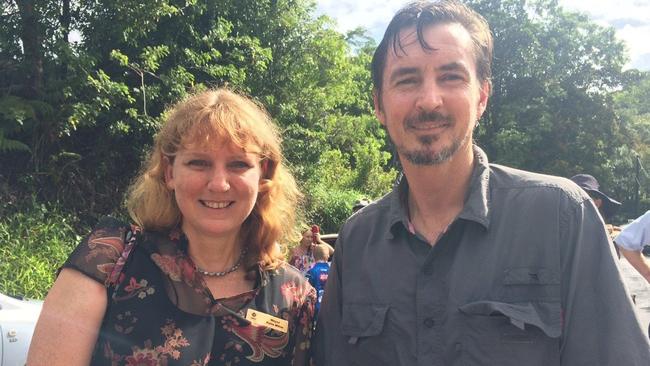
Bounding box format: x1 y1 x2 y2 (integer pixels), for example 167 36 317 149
396 78 417 85
441 74 463 82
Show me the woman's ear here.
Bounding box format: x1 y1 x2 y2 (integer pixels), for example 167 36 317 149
258 179 271 194
163 155 175 190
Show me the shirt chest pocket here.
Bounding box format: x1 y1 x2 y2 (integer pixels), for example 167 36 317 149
458 300 561 366
501 267 561 302
456 267 561 366
341 303 398 366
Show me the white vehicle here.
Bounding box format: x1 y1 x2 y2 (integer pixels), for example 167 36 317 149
0 293 43 366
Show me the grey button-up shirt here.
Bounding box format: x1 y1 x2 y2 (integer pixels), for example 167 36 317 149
314 146 650 366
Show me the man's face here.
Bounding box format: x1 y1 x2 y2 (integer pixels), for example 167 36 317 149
374 23 489 166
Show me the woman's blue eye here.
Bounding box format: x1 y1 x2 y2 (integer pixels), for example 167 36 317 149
230 161 253 169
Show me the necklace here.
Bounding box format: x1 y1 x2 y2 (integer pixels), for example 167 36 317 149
194 248 247 277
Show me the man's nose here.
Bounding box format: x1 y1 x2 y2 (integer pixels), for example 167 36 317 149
415 80 443 111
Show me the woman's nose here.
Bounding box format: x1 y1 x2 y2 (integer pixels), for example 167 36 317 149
207 168 230 192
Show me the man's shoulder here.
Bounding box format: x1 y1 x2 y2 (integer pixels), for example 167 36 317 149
488 163 587 204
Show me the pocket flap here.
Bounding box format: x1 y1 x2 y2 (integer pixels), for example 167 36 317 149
458 301 561 338
503 267 559 285
341 303 389 337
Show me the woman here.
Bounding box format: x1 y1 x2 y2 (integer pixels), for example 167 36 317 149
289 228 334 274
27 89 315 365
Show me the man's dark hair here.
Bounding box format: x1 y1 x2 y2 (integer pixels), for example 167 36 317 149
371 0 493 99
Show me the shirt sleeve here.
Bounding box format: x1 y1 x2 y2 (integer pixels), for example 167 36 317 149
615 210 650 251
559 199 650 364
60 216 131 286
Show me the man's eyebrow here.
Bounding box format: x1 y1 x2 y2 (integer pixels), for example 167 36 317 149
437 62 470 75
388 67 419 83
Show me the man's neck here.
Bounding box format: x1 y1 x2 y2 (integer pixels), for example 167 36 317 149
401 144 475 243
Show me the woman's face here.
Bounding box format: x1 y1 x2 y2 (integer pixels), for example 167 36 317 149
300 230 313 248
165 143 262 243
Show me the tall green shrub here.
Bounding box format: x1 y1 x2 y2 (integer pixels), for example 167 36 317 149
0 200 85 299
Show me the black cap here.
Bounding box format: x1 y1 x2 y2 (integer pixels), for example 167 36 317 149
570 174 621 218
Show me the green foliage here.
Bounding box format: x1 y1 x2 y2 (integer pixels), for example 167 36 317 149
0 200 85 299
472 0 627 175
0 95 36 152
612 71 650 216
463 0 648 218
303 184 361 234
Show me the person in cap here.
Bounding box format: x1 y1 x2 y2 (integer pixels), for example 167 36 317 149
570 173 623 246
570 173 621 222
313 1 649 365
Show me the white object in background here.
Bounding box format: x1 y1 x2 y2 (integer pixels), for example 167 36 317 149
0 293 43 366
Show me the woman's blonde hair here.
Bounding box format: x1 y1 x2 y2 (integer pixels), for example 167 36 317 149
126 88 301 269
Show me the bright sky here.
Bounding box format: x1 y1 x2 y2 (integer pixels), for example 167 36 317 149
315 0 650 71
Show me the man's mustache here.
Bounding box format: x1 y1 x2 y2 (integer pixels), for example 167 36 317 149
405 111 453 127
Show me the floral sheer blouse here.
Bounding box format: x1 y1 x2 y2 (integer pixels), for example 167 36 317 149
62 217 316 366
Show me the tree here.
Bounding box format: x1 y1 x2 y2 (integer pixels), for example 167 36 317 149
468 0 629 200
612 71 650 215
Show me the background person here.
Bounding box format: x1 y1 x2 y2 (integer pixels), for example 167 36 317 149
615 210 650 339
352 198 370 213
615 210 650 284
570 173 621 224
306 244 331 316
289 226 334 274
570 173 622 253
27 89 315 366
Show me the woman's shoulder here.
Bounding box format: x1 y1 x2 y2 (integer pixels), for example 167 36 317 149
265 262 312 287
61 216 139 287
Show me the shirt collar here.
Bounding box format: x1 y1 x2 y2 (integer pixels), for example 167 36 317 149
386 145 491 239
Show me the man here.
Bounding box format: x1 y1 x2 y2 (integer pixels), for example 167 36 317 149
314 1 650 365
616 211 650 284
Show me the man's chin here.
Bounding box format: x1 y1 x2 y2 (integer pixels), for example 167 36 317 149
403 150 453 166
400 142 461 166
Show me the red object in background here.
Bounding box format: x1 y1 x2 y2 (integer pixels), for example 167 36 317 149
311 225 320 244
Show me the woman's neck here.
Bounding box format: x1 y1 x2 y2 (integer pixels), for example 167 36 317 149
184 229 243 272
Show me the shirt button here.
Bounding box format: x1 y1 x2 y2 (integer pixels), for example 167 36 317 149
423 317 435 328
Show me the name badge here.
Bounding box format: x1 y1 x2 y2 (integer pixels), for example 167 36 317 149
245 308 289 333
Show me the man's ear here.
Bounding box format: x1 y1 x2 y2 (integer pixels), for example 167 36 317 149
373 88 387 126
477 80 490 119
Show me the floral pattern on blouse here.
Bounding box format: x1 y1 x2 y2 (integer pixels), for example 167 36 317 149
62 217 316 366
